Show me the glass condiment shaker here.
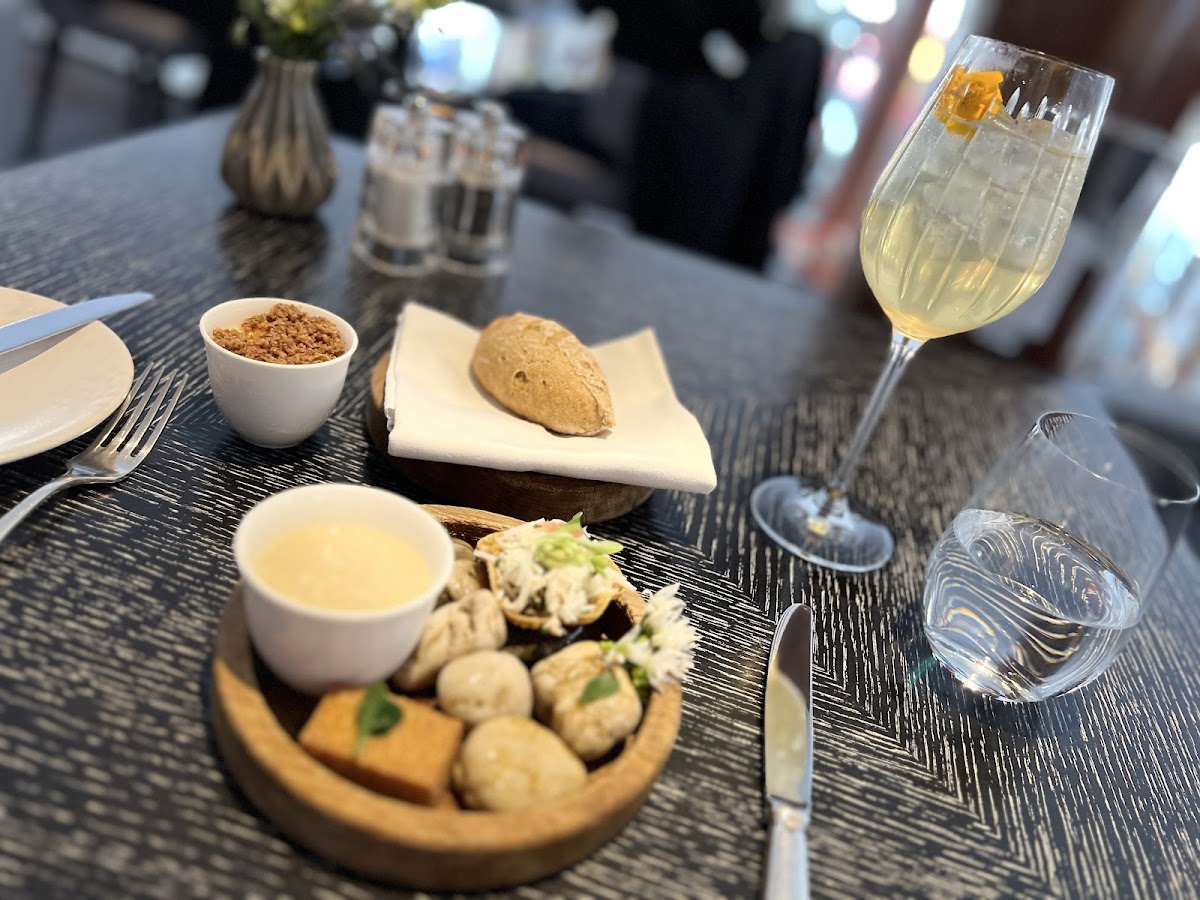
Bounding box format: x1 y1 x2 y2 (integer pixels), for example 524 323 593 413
352 94 450 276
438 101 527 276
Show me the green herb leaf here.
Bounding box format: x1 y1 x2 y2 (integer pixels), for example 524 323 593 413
354 682 402 756
578 669 620 705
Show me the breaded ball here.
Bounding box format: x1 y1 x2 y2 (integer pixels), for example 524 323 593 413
437 650 533 728
393 589 506 691
531 641 642 761
452 716 587 811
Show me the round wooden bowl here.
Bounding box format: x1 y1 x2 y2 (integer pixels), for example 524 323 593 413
365 355 654 523
210 505 683 892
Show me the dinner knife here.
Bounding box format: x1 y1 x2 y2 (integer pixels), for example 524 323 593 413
763 603 814 900
0 292 154 361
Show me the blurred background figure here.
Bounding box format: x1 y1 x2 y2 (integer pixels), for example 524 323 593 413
1 0 1199 492
504 0 824 270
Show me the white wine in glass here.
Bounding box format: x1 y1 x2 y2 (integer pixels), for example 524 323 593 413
751 36 1114 573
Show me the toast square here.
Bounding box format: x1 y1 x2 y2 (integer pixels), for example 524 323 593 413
298 686 464 806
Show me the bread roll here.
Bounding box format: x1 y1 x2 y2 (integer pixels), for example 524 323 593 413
471 313 615 436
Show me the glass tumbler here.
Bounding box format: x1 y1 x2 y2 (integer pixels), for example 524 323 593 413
923 412 1198 702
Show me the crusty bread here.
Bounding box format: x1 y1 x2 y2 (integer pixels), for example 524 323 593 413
471 313 615 436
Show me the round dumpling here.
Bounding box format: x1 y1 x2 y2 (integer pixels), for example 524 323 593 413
437 651 533 728
392 589 506 692
452 716 587 811
531 641 642 761
446 557 484 602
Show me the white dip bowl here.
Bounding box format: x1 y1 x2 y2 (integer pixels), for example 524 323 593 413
199 297 359 449
233 484 452 695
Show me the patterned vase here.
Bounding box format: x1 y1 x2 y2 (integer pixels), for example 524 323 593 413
220 52 336 218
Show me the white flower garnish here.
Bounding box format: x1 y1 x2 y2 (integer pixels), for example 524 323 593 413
604 583 698 691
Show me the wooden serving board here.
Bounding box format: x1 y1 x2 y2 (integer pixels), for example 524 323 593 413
210 505 683 892
365 356 653 523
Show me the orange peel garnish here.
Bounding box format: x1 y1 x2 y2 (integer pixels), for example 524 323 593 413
933 65 1004 138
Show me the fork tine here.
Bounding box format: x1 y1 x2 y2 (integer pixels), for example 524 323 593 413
127 371 183 453
124 373 172 451
107 365 165 450
131 372 187 458
88 364 155 449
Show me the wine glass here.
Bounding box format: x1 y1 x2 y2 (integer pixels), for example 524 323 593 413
751 36 1115 573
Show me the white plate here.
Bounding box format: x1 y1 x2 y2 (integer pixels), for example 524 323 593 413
0 286 135 465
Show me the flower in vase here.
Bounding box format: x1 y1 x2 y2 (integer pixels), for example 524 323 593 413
236 0 450 61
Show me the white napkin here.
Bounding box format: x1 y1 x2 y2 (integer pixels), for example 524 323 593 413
384 303 717 493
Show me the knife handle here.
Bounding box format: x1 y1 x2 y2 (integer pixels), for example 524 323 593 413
764 797 810 900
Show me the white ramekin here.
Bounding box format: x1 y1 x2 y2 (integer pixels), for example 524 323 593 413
199 297 359 448
233 483 452 695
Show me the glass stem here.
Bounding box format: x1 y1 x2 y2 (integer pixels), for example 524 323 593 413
826 330 924 498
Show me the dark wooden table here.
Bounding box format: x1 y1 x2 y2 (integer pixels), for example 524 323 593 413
1 115 1198 899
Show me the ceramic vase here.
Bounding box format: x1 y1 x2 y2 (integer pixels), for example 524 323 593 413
221 52 336 218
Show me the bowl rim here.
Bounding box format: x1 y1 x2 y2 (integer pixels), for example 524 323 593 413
199 297 359 371
233 483 454 623
211 504 683 886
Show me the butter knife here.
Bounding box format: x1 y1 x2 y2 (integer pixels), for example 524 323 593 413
763 603 814 900
0 292 154 362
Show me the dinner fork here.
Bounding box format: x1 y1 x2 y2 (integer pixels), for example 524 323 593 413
0 364 187 544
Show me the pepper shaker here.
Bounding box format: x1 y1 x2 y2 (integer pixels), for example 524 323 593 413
352 95 450 276
438 101 527 276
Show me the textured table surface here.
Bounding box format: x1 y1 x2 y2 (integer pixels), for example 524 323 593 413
1 115 1198 900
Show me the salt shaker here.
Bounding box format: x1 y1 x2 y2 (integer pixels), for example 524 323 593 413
352 95 450 276
438 102 527 276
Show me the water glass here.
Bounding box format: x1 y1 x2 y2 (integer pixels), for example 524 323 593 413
924 411 1198 702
